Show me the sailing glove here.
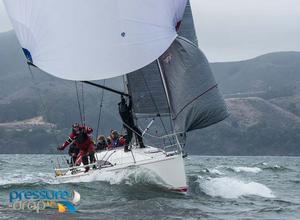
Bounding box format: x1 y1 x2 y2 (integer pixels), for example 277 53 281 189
57 146 65 151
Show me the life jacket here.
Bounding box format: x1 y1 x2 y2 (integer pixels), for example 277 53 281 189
111 138 120 148
96 141 107 151
75 128 89 144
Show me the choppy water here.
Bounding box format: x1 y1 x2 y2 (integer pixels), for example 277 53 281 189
0 155 299 220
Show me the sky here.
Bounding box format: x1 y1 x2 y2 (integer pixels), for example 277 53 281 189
0 0 300 62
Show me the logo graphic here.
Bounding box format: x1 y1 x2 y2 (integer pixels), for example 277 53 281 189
8 189 80 213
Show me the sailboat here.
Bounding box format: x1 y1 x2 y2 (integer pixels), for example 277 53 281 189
4 0 228 192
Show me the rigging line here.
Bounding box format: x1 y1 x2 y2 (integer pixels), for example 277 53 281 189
140 72 173 146
96 80 106 139
114 115 144 139
122 75 126 93
173 84 218 120
81 82 86 125
26 64 60 146
156 59 177 145
138 128 184 139
74 81 83 125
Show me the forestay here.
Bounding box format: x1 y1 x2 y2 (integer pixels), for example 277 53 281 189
4 0 187 80
159 37 229 133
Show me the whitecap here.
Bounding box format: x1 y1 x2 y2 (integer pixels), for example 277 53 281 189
0 172 57 186
60 167 167 187
201 168 224 175
231 166 262 173
198 176 275 199
209 169 224 175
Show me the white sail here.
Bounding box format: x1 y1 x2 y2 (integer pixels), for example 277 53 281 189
4 0 187 80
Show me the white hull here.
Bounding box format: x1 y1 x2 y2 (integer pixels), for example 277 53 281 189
55 146 187 192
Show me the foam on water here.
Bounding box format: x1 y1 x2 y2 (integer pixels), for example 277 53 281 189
230 166 262 173
60 167 166 187
202 168 224 175
0 172 57 186
198 176 275 199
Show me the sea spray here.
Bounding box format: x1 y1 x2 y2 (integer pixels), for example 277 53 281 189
230 166 262 173
60 167 167 187
198 176 275 199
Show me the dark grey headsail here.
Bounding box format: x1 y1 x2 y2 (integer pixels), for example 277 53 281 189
159 37 229 133
127 2 228 134
178 0 198 46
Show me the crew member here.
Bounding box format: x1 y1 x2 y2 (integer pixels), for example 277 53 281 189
68 143 79 167
118 96 145 151
107 130 126 150
96 135 108 151
58 123 95 172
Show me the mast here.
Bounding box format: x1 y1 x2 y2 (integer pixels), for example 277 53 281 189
156 60 172 116
156 59 183 152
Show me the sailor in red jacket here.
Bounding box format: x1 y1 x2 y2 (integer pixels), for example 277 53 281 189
58 123 95 172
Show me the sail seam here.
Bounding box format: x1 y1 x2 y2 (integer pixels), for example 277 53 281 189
173 84 218 120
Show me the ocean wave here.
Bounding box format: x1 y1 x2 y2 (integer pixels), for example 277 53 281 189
0 172 57 188
261 165 289 171
198 176 275 199
201 168 224 175
228 166 262 173
289 179 300 184
59 167 167 187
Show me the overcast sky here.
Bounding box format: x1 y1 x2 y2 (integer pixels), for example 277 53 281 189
0 0 299 62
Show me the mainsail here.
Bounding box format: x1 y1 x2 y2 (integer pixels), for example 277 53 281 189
4 0 187 80
127 1 228 134
126 62 170 117
127 0 197 118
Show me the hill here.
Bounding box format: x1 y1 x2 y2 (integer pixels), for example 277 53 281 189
0 31 300 155
188 97 300 155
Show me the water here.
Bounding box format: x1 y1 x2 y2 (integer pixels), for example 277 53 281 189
0 155 299 220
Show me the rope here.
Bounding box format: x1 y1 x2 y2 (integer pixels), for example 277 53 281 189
141 72 173 145
27 64 60 146
96 80 106 139
74 81 83 125
81 82 86 125
138 128 184 140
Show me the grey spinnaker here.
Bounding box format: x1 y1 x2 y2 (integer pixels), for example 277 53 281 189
159 36 229 133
